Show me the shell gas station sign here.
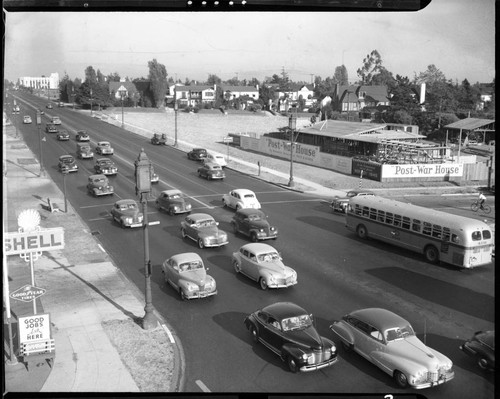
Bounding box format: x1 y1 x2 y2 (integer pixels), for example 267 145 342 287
4 227 64 255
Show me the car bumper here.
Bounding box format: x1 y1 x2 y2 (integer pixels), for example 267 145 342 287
257 231 278 240
125 222 143 228
269 279 297 289
94 190 114 196
102 170 118 175
186 289 217 299
411 371 455 389
203 240 229 248
80 154 94 158
208 174 225 179
299 356 338 372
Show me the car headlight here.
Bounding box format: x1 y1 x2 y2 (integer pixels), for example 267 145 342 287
124 217 132 224
301 353 308 360
138 215 144 222
268 275 275 283
186 204 192 210
259 228 264 232
270 226 276 231
186 283 197 291
174 206 180 211
330 345 337 354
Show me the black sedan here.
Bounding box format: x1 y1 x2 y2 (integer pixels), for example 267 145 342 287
244 302 337 373
460 330 495 371
187 148 208 161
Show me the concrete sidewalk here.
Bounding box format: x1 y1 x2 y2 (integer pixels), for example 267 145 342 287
3 122 180 393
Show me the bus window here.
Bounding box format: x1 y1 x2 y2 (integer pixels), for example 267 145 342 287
471 231 482 241
377 210 385 222
362 206 369 217
355 204 362 216
423 222 432 236
412 219 421 232
402 217 411 230
442 227 451 241
451 234 460 243
394 214 402 227
385 212 393 224
369 208 377 220
432 225 442 239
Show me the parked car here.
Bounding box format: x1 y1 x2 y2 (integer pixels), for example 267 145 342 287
222 189 261 210
46 103 53 109
161 252 217 300
95 141 114 155
150 165 159 184
23 115 32 124
110 199 143 228
76 142 94 159
58 155 78 173
330 189 375 213
180 213 228 249
45 124 58 133
187 148 208 161
460 330 495 371
231 208 278 241
87 174 114 197
232 243 297 290
76 130 90 142
12 105 20 114
51 116 61 125
151 133 167 145
204 151 227 167
197 162 225 180
156 189 192 216
56 130 70 141
329 308 455 389
244 302 338 372
94 158 118 176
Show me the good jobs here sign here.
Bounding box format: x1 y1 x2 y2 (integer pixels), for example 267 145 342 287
382 163 463 178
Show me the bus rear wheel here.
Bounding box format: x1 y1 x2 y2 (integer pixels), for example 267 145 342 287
357 225 368 239
424 245 439 264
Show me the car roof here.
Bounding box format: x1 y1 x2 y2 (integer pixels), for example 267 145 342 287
188 213 215 221
161 189 182 196
240 242 276 254
204 162 220 168
98 141 110 144
348 308 410 331
89 174 107 179
261 302 309 319
168 252 202 264
115 199 137 206
59 155 73 159
235 208 266 217
347 189 375 195
192 148 207 151
97 158 111 162
232 189 256 196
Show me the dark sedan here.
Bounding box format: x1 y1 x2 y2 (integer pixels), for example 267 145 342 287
187 148 208 161
244 302 337 373
460 330 495 371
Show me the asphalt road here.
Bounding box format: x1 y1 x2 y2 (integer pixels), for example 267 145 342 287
8 93 495 397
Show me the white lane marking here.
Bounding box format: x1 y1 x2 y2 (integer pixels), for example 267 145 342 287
97 244 106 253
195 380 211 393
160 323 175 344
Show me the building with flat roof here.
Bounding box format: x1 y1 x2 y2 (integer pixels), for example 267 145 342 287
19 73 60 90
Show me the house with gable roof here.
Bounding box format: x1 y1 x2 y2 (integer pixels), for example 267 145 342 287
109 80 138 100
174 84 217 107
221 85 260 101
336 84 390 113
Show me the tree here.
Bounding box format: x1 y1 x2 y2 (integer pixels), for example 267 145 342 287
207 74 222 86
371 67 396 87
148 58 169 108
414 64 447 85
334 65 348 86
84 66 97 84
356 50 383 85
106 72 121 82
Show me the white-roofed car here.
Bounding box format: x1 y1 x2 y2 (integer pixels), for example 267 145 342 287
204 151 227 167
329 308 455 389
330 189 375 213
232 243 297 290
23 115 32 124
222 189 261 211
156 189 192 216
161 252 217 300
95 141 114 155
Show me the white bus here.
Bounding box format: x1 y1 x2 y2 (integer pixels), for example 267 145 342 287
346 196 493 268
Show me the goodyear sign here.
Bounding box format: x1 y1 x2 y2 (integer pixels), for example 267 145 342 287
4 228 64 255
10 284 47 302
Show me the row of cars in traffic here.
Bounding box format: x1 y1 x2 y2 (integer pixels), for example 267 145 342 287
32 109 492 387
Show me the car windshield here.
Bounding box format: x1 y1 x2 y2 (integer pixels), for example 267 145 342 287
179 261 203 272
100 160 112 166
247 213 263 221
211 165 221 170
385 325 415 342
257 252 280 262
282 314 312 332
196 219 216 228
169 193 181 199
120 203 137 211
61 157 74 163
93 177 106 184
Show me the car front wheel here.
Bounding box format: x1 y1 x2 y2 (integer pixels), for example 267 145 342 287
250 325 259 343
181 228 187 238
394 370 409 389
250 232 258 242
259 278 268 290
424 245 439 264
477 357 489 370
357 224 368 239
198 239 205 249
287 357 298 373
233 260 241 273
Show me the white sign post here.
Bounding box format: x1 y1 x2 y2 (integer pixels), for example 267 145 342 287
223 136 233 162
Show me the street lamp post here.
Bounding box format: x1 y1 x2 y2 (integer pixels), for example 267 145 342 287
134 149 156 330
62 169 68 212
90 87 93 117
36 110 44 177
174 99 178 147
72 87 75 110
119 88 126 128
288 110 297 188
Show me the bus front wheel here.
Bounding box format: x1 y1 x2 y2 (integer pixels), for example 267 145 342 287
357 225 368 239
424 245 440 264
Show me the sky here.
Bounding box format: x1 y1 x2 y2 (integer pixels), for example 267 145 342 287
3 0 495 85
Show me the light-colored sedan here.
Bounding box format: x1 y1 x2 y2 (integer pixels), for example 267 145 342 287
23 115 32 124
222 189 261 210
232 243 297 290
162 252 217 300
330 308 455 389
95 141 114 155
180 213 228 249
110 199 143 228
